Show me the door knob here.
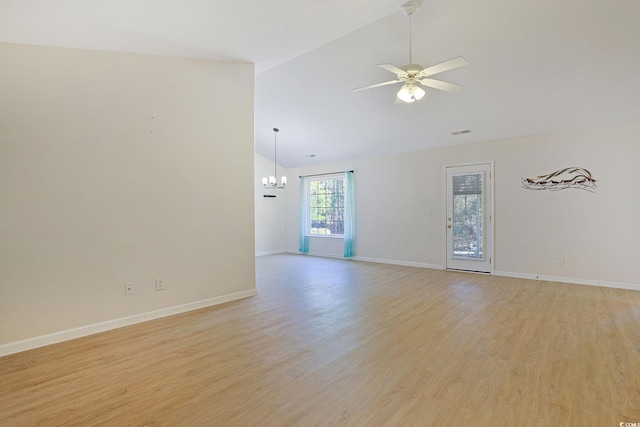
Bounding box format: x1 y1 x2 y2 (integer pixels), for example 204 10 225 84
447 225 452 229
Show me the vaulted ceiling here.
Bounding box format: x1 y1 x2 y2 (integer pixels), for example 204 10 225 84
2 0 640 167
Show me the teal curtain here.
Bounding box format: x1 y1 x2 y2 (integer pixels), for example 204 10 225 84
343 171 355 258
299 177 309 254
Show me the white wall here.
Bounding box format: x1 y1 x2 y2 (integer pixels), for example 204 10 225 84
0 43 256 348
284 122 640 288
254 152 287 255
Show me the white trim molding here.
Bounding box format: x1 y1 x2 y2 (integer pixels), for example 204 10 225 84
283 251 638 291
0 289 258 357
286 251 444 270
352 256 443 270
442 160 495 274
493 271 640 291
255 250 286 257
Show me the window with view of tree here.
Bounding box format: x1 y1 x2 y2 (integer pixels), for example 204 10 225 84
452 173 483 259
309 177 345 235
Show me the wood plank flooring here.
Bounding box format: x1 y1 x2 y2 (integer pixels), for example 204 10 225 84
2 254 640 426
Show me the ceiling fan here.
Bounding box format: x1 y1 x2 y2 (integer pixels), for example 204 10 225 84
353 0 468 103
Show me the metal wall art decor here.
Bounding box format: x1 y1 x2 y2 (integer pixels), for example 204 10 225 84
522 167 597 192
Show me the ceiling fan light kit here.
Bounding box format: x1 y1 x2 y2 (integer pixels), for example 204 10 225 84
353 0 468 104
397 83 425 103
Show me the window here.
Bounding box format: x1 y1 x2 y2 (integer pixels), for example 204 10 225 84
452 173 483 259
308 176 345 235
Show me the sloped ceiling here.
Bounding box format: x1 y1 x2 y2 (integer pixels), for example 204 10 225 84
2 0 640 167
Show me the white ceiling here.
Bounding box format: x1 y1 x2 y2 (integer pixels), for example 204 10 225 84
2 0 640 168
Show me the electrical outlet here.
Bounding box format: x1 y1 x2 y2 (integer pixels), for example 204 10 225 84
125 283 134 295
391 243 397 252
557 256 565 265
155 277 165 291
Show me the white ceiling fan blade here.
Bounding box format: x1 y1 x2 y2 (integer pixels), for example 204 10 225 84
419 78 463 93
352 79 402 92
418 56 469 78
377 63 407 76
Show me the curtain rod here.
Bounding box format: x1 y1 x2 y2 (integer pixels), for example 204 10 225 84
299 170 354 178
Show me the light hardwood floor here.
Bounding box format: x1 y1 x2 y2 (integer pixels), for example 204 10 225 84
2 254 640 426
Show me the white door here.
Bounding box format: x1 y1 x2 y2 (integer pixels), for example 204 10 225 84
445 163 493 273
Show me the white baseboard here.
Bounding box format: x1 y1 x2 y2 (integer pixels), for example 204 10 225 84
284 250 444 270
493 271 640 291
352 256 444 270
285 252 638 291
288 252 640 291
283 250 344 259
0 289 258 357
255 250 286 257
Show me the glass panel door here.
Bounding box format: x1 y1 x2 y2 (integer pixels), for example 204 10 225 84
446 164 492 273
452 173 484 260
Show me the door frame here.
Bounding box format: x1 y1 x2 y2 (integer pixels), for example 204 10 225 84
442 161 495 273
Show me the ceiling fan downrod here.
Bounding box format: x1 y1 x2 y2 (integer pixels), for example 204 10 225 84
402 1 419 65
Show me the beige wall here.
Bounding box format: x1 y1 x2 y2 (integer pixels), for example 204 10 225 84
0 43 256 347
284 122 640 288
254 152 287 255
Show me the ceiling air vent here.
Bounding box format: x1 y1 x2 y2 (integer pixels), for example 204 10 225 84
451 129 472 136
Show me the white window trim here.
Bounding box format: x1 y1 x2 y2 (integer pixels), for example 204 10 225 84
306 173 346 238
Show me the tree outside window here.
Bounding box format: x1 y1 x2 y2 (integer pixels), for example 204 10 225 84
309 177 345 235
452 174 483 258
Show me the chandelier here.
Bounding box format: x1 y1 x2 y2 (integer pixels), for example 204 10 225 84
262 127 287 189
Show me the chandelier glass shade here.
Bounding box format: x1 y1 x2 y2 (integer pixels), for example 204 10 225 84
262 128 286 189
